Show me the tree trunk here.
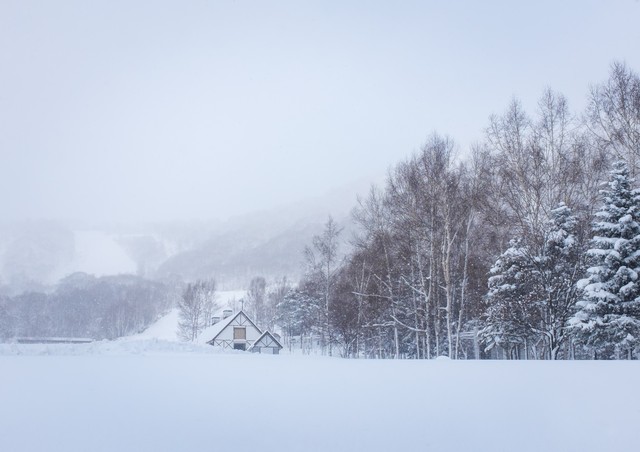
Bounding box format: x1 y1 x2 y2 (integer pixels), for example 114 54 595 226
455 212 473 359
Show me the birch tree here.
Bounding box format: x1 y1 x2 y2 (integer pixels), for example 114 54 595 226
304 216 343 355
177 279 218 342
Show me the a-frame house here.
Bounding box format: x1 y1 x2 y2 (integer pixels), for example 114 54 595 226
248 331 283 354
198 310 262 351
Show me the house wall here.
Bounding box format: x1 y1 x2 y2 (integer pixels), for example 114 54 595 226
252 346 279 354
213 313 262 349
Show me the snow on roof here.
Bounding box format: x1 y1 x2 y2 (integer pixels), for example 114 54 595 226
197 310 262 345
197 313 237 344
248 331 283 350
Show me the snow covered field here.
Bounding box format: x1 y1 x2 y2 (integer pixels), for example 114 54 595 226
1 343 638 452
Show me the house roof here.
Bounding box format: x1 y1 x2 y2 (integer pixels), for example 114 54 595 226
248 330 283 350
197 310 262 345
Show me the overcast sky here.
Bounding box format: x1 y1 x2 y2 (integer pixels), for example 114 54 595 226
1 0 639 223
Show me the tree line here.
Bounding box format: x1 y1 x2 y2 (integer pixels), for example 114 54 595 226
277 61 640 360
0 272 178 340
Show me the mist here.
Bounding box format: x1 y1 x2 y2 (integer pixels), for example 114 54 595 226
2 0 639 224
1 0 640 333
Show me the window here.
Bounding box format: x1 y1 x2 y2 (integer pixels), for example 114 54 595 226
233 343 246 351
234 327 246 340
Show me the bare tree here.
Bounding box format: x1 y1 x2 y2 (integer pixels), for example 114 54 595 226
266 276 290 331
304 216 343 355
177 279 217 342
245 276 267 326
586 61 640 175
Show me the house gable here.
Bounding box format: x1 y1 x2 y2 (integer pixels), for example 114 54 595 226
207 311 262 349
249 331 283 350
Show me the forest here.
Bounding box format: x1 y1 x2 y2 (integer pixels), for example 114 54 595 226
275 61 640 360
0 273 178 341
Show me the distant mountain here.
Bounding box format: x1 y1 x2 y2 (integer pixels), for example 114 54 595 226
156 214 354 288
154 179 367 287
0 178 372 294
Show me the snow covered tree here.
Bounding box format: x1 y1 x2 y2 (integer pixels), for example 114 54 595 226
482 204 584 359
535 204 584 359
571 161 640 359
482 240 540 358
177 279 218 342
275 286 321 353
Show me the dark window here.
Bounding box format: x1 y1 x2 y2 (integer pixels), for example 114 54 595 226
233 343 246 351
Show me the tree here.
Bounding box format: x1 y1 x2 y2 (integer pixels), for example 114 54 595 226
0 295 14 339
332 265 364 357
177 279 218 342
586 62 640 175
275 286 321 353
570 161 640 358
266 277 290 332
304 216 343 355
482 240 540 358
536 204 584 359
349 134 489 359
486 91 599 241
245 276 267 327
482 204 585 359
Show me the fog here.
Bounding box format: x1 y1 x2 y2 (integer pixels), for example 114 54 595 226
3 0 640 373
2 0 639 223
1 0 640 292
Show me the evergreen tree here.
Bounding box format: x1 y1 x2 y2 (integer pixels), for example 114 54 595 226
482 239 540 357
571 161 640 358
275 288 321 352
536 204 583 359
482 204 583 359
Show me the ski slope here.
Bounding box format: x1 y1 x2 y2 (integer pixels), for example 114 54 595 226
1 343 638 452
130 290 247 342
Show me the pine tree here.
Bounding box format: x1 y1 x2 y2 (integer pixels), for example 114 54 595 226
275 288 321 353
571 161 640 358
482 239 540 357
537 203 583 359
482 204 584 359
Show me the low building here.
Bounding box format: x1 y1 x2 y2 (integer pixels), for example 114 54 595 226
248 331 283 355
198 310 262 351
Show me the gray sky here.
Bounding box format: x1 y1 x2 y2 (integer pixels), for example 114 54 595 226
1 0 639 223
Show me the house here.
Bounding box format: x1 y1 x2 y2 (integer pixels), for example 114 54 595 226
198 310 263 351
248 331 283 355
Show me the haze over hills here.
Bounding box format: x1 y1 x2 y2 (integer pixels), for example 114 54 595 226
0 178 372 295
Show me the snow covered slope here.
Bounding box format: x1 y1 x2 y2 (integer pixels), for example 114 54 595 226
128 290 247 342
129 308 181 341
0 348 637 452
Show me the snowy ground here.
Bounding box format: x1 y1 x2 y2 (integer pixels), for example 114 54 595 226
2 291 637 451
1 342 638 452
